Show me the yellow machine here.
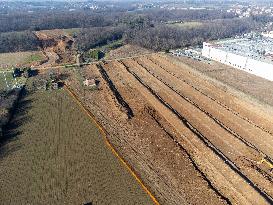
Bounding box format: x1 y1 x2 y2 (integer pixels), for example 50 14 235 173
258 158 273 172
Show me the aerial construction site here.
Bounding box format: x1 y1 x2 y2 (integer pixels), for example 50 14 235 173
1 29 273 205
61 52 273 205
3 1 273 204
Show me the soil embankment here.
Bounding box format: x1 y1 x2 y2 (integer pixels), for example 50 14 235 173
66 53 273 205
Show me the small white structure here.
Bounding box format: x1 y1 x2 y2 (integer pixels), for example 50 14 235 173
202 36 273 82
83 78 97 87
262 31 273 39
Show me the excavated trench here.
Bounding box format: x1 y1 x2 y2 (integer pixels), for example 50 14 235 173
118 60 273 204
96 63 134 119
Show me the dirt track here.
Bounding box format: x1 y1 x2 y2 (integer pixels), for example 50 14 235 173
35 30 76 68
68 53 273 205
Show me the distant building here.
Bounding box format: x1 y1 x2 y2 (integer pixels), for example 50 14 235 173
83 79 97 88
202 34 273 81
262 31 273 39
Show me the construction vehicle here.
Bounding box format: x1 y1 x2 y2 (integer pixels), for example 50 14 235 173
258 157 273 172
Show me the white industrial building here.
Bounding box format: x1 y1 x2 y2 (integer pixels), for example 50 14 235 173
202 34 273 81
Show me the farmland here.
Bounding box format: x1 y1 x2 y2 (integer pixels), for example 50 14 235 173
0 51 46 69
0 81 154 204
67 53 273 204
167 21 203 29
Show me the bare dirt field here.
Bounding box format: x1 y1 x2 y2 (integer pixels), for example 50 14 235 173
106 44 152 60
66 53 273 205
35 30 77 67
0 80 154 205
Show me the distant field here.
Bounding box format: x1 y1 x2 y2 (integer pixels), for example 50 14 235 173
0 71 13 91
106 44 152 60
168 21 203 29
36 28 80 39
0 81 153 204
0 51 45 69
63 28 81 36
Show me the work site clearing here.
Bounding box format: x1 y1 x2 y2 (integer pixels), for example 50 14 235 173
1 52 273 205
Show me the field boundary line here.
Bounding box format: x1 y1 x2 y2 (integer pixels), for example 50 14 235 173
64 85 160 205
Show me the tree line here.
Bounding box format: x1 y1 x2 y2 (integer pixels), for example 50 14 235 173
0 8 268 53
75 27 124 51
123 18 261 51
0 9 236 33
0 31 40 53
0 89 21 141
141 9 237 23
0 11 117 33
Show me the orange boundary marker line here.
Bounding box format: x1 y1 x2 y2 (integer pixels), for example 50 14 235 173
64 85 160 205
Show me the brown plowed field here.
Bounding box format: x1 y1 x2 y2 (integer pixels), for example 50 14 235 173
67 53 273 205
175 55 273 108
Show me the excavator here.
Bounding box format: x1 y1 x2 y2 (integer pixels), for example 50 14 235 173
258 157 273 172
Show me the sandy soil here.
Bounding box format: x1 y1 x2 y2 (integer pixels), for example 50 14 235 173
175 56 273 108
106 44 152 60
35 30 76 67
63 52 273 204
66 52 273 205
132 55 273 197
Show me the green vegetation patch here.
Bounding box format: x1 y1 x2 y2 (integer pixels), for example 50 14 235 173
99 39 123 51
89 49 105 60
62 28 81 37
168 21 204 29
0 51 45 69
26 53 44 64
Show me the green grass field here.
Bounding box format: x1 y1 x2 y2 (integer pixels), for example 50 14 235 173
62 28 81 37
0 51 45 70
168 21 203 29
0 80 153 204
0 72 13 90
26 53 44 63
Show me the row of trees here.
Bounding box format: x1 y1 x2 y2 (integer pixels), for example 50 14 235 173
75 27 124 51
0 8 236 33
0 89 21 140
0 31 40 53
142 9 237 23
0 8 268 53
0 11 118 33
0 17 259 53
124 18 260 51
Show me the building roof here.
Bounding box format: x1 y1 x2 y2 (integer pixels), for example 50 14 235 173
206 34 273 65
84 78 96 86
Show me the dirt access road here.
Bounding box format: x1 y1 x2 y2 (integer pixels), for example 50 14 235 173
35 29 76 68
68 53 273 204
